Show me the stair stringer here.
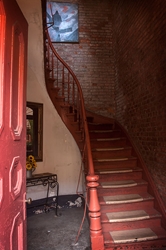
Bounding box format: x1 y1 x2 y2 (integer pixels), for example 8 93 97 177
45 80 84 149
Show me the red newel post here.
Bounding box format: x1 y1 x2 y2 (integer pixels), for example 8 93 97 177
86 174 104 250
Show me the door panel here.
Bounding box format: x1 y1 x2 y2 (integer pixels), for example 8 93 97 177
0 0 28 249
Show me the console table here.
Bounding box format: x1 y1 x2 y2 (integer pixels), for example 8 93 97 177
26 172 59 215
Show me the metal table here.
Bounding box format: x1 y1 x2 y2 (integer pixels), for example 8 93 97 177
26 172 59 215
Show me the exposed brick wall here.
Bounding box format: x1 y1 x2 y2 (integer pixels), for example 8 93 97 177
51 0 116 117
112 0 166 206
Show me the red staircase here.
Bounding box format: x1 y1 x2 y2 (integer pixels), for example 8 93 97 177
42 7 166 248
88 119 166 249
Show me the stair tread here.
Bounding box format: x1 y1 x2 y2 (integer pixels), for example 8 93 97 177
91 137 126 141
92 147 131 151
109 227 165 244
55 95 65 99
102 209 161 223
96 167 142 174
60 103 70 107
88 122 113 125
95 156 137 162
90 130 118 133
100 179 147 188
99 193 154 204
103 226 166 244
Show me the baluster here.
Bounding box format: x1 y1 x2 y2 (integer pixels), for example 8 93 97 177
57 59 58 88
68 71 70 103
48 43 50 75
76 90 80 121
62 65 64 97
51 50 53 80
72 78 75 113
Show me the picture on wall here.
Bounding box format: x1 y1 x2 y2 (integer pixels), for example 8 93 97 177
46 2 79 43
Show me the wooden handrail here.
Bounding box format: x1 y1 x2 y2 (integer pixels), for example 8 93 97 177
44 28 104 250
45 28 94 175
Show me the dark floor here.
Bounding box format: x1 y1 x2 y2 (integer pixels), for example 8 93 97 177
27 207 91 250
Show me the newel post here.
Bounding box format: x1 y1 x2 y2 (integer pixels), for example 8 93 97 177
86 174 104 250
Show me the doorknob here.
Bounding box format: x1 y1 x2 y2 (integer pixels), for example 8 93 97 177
25 198 32 204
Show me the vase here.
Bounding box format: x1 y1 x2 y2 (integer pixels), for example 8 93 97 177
26 169 32 178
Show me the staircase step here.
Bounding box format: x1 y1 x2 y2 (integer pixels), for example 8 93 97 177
99 193 154 213
104 209 161 223
97 166 141 174
104 227 166 248
97 167 142 181
50 87 61 96
89 130 121 139
98 179 148 196
110 228 158 243
90 137 127 148
60 103 71 109
102 193 152 204
92 147 132 159
86 117 94 123
94 157 137 169
102 208 162 231
100 179 146 188
88 123 114 130
66 113 77 122
55 95 65 103
47 77 56 83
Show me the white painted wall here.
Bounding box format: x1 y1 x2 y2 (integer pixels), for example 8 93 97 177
16 0 83 199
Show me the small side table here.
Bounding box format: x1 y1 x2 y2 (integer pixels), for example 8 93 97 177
26 172 59 215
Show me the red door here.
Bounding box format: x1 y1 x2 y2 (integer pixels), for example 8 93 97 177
0 0 28 249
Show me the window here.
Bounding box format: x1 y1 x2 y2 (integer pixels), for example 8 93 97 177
26 102 43 161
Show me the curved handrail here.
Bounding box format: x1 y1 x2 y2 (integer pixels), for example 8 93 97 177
45 28 94 175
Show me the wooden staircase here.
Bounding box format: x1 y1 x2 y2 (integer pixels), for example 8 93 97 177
88 119 166 249
42 8 166 248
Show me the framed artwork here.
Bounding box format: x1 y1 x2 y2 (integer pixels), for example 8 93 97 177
46 2 79 43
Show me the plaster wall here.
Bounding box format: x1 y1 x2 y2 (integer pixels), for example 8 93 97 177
16 0 83 199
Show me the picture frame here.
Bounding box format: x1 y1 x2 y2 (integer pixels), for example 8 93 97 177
46 2 79 43
26 102 43 162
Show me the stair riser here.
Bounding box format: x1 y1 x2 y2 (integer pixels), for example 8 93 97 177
70 123 80 131
94 159 137 169
98 171 142 181
106 244 166 250
91 139 127 148
100 200 155 213
66 114 77 122
88 124 114 130
90 131 121 139
97 185 148 196
92 148 132 159
55 97 65 103
104 240 166 250
60 106 70 113
102 218 161 232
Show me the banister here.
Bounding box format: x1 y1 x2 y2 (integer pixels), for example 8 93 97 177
44 27 104 250
45 28 94 175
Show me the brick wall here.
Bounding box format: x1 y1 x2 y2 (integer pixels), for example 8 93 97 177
52 0 116 117
112 0 166 206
